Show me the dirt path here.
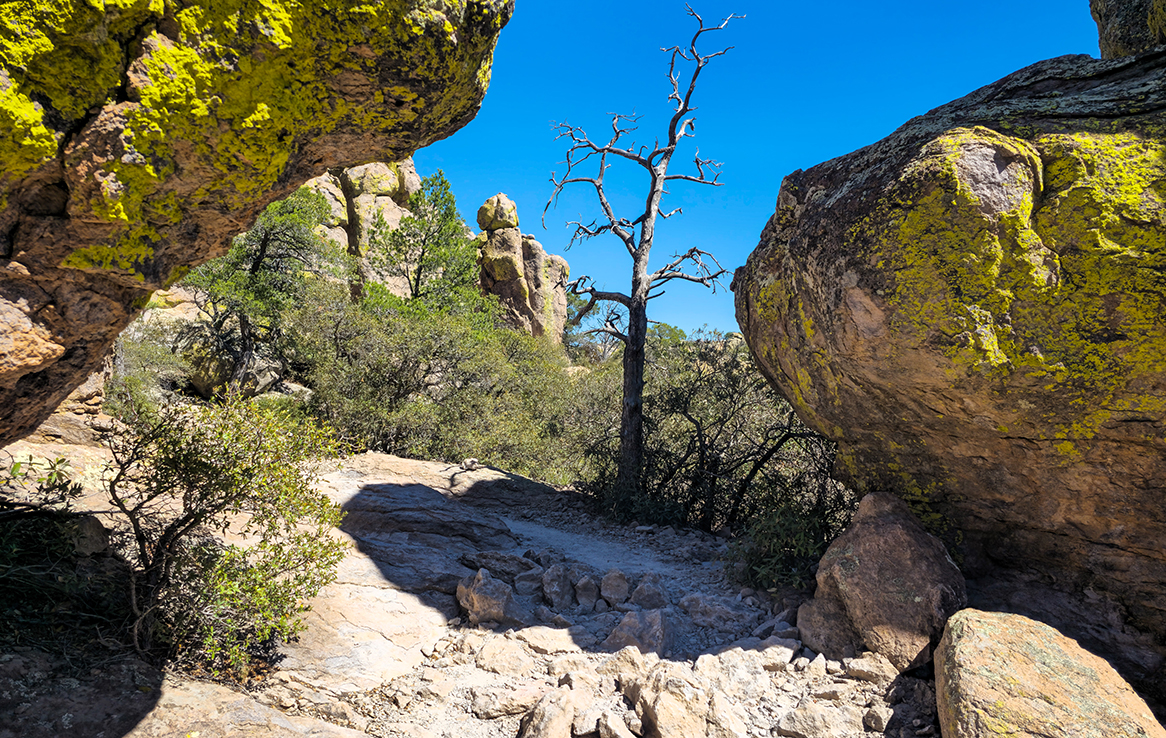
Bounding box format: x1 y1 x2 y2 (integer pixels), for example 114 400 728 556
1 449 940 738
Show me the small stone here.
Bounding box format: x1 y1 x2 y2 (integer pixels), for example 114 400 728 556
516 625 582 655
846 652 899 685
472 685 549 719
575 576 600 610
594 598 610 613
476 635 536 675
542 564 577 611
457 569 534 628
600 610 673 655
601 569 631 605
806 653 828 677
630 572 669 609
518 687 579 738
598 710 638 738
864 705 895 732
515 566 546 596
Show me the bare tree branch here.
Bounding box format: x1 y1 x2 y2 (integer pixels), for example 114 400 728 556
544 7 742 497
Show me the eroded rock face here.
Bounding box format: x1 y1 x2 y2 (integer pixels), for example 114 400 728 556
797 492 966 672
733 49 1166 696
936 609 1166 738
304 158 422 297
477 194 570 341
0 0 513 444
1091 0 1166 58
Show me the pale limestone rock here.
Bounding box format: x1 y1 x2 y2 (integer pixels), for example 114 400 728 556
516 626 583 655
471 684 549 719
518 687 580 738
475 634 537 676
936 609 1166 738
774 702 864 738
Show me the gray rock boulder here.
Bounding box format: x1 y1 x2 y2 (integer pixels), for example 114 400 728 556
542 564 577 611
678 592 760 633
1090 0 1166 58
456 569 534 628
599 610 674 655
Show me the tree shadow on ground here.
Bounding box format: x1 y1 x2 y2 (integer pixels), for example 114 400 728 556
335 462 941 736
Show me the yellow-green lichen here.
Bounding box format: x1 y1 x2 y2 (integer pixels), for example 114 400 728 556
3 0 503 283
878 126 1166 445
0 73 58 198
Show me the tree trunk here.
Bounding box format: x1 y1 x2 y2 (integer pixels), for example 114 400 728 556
229 313 256 394
615 262 651 505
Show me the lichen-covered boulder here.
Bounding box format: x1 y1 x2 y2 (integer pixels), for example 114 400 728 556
477 193 521 231
936 609 1166 738
1090 0 1166 58
0 0 513 444
477 194 569 341
732 50 1166 696
797 492 967 672
304 157 422 297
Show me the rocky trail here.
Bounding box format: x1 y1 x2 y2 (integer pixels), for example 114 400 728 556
1 450 939 738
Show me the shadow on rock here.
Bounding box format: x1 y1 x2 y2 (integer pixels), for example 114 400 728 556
0 649 163 738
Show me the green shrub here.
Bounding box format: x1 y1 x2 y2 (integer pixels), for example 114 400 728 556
285 280 590 483
102 394 346 675
0 456 129 652
573 328 857 588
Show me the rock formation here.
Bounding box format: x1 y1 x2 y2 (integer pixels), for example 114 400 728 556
0 0 513 445
936 609 1166 738
797 492 966 672
1091 0 1166 58
477 194 570 341
732 21 1166 700
304 158 423 298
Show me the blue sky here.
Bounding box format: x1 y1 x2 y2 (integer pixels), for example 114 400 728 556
415 1 1101 333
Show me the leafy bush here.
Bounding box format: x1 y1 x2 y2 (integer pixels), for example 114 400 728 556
285 280 585 483
0 456 128 653
105 316 193 418
102 394 346 674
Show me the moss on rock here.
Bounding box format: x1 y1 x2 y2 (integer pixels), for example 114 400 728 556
0 0 512 443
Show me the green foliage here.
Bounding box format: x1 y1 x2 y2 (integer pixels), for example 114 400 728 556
0 454 83 521
368 170 483 310
102 394 346 675
105 316 193 419
178 188 348 395
285 280 582 482
0 456 127 654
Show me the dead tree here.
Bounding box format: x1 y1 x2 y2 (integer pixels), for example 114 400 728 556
544 5 739 502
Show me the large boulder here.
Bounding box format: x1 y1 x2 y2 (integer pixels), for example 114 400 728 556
477 194 570 341
732 44 1166 694
0 0 513 444
936 609 1166 738
1090 0 1166 58
797 492 966 671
